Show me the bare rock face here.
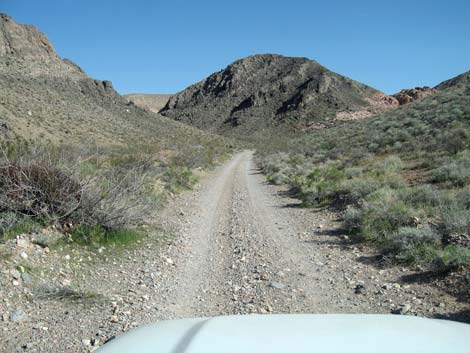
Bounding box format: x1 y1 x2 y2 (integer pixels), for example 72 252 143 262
160 54 397 136
336 93 400 122
0 13 89 79
0 13 57 59
392 87 437 105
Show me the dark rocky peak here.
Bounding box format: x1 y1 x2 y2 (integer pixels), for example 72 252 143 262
435 71 470 90
160 54 397 135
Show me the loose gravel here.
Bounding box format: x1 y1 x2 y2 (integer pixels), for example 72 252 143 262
1 151 468 352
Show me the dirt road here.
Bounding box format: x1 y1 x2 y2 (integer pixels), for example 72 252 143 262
1 151 467 352
155 150 375 318
153 151 467 320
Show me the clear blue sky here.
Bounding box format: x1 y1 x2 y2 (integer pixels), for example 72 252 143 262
2 0 469 94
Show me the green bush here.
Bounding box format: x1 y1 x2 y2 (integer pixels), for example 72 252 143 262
440 206 470 238
336 176 390 206
163 165 197 193
69 225 142 246
401 184 443 208
284 164 343 207
431 154 470 186
345 188 418 241
267 171 289 185
379 156 404 173
395 243 440 266
385 226 440 254
0 212 40 241
432 245 470 271
455 187 470 208
343 205 363 233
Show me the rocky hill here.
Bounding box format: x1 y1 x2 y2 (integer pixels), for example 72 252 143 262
123 94 172 114
0 13 226 153
159 54 398 137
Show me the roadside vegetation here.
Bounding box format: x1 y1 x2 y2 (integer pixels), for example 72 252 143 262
260 78 470 273
0 137 233 248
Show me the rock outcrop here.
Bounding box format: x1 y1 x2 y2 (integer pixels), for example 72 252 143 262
392 87 437 105
0 13 57 59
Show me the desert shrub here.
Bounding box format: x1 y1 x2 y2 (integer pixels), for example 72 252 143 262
288 164 345 207
431 154 470 186
432 245 470 271
0 211 39 240
396 243 440 266
0 161 83 222
69 225 142 246
385 226 440 254
76 164 157 230
343 205 363 233
163 165 197 193
299 179 340 207
267 171 289 185
401 184 443 208
261 152 311 186
345 188 418 241
0 143 159 237
336 177 383 206
379 156 404 173
343 166 363 178
455 187 470 208
439 206 470 238
79 158 100 177
379 172 407 189
439 127 470 154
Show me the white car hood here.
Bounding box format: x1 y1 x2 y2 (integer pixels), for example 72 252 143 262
96 314 470 353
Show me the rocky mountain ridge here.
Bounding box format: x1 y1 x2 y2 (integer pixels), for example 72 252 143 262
159 54 399 136
0 13 218 148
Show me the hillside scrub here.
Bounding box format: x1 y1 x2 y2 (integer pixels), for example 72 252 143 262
259 82 470 273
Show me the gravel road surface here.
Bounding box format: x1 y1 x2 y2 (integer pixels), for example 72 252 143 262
1 151 467 352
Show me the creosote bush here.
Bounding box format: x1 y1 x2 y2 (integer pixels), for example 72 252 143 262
0 142 159 244
0 161 82 221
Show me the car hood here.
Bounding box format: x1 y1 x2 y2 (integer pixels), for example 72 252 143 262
96 314 470 353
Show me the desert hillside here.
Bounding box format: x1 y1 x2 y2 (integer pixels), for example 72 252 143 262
0 13 227 154
159 54 399 138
